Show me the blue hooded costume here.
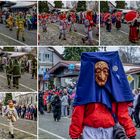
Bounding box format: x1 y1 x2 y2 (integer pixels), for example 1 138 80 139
73 51 133 109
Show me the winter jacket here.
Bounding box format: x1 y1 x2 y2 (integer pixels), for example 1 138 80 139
69 102 136 139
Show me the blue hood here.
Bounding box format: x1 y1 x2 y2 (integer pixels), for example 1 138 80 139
73 51 133 109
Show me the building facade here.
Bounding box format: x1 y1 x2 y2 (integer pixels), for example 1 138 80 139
13 93 37 106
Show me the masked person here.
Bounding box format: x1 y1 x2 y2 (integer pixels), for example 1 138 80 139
116 15 121 30
59 12 67 40
6 59 13 88
106 16 112 32
7 14 14 31
82 10 94 45
51 95 61 122
4 100 18 138
69 51 136 139
16 12 25 41
12 59 21 89
70 11 77 32
129 19 139 43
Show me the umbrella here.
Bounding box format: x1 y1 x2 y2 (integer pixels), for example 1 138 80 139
125 11 138 22
116 11 122 17
104 13 111 21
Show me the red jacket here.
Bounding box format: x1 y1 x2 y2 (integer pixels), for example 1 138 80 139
69 102 136 139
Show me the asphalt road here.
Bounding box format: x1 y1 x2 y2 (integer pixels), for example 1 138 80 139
39 112 140 139
0 72 37 92
39 22 99 46
100 23 140 46
0 23 37 46
0 115 37 139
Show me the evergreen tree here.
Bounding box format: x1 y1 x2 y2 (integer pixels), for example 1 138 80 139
4 93 13 106
76 1 86 12
100 1 109 13
115 1 125 9
54 1 63 8
64 47 99 61
39 1 49 13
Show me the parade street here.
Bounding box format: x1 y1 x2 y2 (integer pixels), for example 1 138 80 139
39 112 70 139
0 72 37 92
100 23 140 46
39 113 140 139
0 24 37 46
0 115 37 139
39 23 99 45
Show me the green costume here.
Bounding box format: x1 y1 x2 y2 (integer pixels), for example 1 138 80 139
12 59 21 89
6 59 13 88
21 60 25 74
16 15 25 41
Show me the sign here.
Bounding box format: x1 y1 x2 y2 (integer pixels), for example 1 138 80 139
127 74 134 83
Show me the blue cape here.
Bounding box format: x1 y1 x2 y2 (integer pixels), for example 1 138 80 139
73 51 133 109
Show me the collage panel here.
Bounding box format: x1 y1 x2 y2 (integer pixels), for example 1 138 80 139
38 0 99 45
100 1 140 46
0 92 37 139
38 46 140 139
0 46 37 92
0 1 37 46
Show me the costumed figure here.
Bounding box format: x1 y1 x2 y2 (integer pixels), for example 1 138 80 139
12 59 21 89
51 95 61 122
69 51 136 139
16 12 25 41
67 12 72 32
96 14 99 36
116 15 121 30
112 13 116 25
129 19 139 43
59 12 67 40
100 13 105 27
41 13 47 32
106 16 112 32
70 11 77 32
3 100 18 138
6 59 13 89
82 10 94 45
7 14 14 31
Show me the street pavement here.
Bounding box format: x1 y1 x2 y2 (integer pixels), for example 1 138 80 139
100 23 140 46
0 115 37 139
39 112 70 139
0 24 37 46
39 22 99 46
39 112 140 139
0 72 37 92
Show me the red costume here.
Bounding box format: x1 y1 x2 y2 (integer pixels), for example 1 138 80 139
69 103 136 139
129 25 139 42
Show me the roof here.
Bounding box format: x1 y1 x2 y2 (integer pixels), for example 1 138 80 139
4 51 27 58
48 60 80 73
11 2 36 8
126 68 140 75
49 47 64 60
48 61 140 74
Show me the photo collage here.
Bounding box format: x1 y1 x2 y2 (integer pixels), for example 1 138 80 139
0 0 140 139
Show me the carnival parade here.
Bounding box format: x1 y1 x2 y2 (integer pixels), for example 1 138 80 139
100 1 140 45
38 1 99 45
0 1 37 46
